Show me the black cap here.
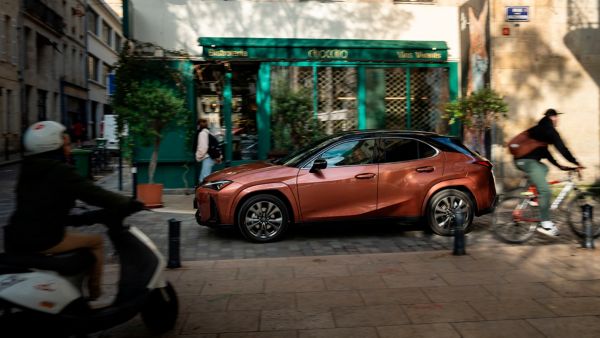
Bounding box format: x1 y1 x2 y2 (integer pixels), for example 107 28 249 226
544 109 563 116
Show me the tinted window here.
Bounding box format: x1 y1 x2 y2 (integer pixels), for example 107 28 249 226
431 136 478 156
310 139 376 168
381 138 437 163
273 135 336 167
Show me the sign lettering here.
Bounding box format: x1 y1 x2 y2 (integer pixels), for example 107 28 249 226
207 49 249 57
307 49 349 59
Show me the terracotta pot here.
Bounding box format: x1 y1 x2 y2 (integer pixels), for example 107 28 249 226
137 183 163 208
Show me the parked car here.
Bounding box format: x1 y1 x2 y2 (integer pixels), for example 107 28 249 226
194 130 497 242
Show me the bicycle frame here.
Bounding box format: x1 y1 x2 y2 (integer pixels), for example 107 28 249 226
515 171 580 222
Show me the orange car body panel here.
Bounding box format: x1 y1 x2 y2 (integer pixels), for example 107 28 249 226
296 164 378 221
195 132 497 228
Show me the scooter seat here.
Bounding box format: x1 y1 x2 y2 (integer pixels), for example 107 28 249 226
0 249 95 276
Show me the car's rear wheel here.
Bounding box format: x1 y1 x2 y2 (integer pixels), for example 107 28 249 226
427 189 473 236
237 194 290 242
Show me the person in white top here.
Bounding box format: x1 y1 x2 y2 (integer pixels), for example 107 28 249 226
195 118 217 183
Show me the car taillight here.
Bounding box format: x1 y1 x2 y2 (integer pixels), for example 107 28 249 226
474 160 493 169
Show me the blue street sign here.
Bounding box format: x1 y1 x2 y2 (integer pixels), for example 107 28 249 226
107 73 116 96
506 6 529 22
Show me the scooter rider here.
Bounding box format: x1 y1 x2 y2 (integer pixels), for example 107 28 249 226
3 120 144 300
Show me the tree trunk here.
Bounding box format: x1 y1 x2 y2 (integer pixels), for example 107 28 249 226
148 137 160 184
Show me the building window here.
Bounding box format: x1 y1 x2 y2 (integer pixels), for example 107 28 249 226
102 22 112 46
115 34 122 52
37 90 47 121
88 8 99 35
102 63 111 85
88 54 99 81
2 15 11 61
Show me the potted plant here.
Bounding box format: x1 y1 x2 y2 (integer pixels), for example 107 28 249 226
113 42 191 207
444 88 508 158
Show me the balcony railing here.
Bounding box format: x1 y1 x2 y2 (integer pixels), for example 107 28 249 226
24 0 64 34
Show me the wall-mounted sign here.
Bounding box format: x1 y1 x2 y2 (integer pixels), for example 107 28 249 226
200 38 448 63
506 6 529 22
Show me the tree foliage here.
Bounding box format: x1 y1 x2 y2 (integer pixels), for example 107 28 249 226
112 41 191 184
271 84 322 152
444 88 508 130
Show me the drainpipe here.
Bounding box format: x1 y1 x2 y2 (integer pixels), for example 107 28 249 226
83 0 91 140
17 0 27 145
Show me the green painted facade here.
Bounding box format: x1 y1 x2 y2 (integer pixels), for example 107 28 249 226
135 38 459 188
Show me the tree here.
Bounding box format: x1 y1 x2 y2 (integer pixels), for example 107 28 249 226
112 41 191 184
444 88 508 156
271 84 322 152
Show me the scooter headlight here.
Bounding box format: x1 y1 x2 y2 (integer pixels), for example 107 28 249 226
202 180 232 191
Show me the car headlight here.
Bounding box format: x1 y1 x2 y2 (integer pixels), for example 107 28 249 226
202 180 232 191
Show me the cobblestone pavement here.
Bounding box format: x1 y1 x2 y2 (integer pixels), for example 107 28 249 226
0 163 585 261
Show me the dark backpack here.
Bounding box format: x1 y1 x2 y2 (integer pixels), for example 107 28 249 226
207 132 222 159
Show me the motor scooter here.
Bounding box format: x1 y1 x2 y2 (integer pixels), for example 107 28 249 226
0 209 178 337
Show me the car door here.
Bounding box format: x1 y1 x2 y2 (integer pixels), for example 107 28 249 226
296 138 378 222
376 137 443 217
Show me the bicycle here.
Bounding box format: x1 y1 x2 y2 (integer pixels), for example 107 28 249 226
492 168 600 243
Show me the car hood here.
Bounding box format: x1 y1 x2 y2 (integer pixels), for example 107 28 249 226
206 162 293 183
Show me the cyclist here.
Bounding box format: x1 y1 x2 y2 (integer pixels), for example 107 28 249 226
513 109 583 236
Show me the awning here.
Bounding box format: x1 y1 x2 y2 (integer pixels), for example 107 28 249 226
198 37 448 62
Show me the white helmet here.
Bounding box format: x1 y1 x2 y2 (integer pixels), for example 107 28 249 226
23 121 67 155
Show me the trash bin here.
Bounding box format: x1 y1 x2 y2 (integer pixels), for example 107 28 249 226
71 148 92 179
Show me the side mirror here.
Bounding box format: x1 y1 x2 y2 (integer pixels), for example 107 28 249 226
310 158 327 173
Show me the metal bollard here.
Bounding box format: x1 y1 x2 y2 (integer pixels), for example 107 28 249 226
582 204 595 249
167 218 182 268
453 210 466 256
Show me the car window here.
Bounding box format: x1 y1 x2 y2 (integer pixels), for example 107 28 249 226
307 139 376 168
381 138 437 163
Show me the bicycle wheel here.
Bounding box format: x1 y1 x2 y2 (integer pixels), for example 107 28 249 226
492 196 538 243
566 191 600 238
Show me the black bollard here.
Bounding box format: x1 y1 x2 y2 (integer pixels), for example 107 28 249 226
582 204 595 249
453 210 466 256
167 218 182 268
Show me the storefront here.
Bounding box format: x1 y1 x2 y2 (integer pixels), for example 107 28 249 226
196 37 459 169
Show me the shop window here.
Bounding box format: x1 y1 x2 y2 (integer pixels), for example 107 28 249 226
317 67 357 134
196 63 260 162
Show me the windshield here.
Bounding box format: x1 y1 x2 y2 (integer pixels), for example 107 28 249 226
273 135 337 167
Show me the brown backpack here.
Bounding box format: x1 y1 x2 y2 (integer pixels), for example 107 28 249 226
507 131 547 158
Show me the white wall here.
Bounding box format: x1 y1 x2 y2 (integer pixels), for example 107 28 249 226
129 0 461 61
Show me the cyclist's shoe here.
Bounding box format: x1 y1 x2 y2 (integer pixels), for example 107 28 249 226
537 221 560 237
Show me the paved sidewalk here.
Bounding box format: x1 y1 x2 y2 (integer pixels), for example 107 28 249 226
96 243 600 337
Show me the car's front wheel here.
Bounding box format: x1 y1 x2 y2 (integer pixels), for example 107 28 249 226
237 194 290 242
427 189 473 236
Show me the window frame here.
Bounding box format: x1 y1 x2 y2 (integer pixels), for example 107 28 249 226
377 136 440 164
301 137 378 169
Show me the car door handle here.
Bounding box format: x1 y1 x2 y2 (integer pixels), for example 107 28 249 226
355 173 376 179
416 166 434 173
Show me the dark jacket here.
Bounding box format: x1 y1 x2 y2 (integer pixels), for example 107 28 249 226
4 153 134 253
522 116 579 167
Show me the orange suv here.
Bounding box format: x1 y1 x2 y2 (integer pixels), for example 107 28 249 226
194 130 497 242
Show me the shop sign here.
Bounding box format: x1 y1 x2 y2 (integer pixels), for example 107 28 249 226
506 6 529 22
204 47 446 62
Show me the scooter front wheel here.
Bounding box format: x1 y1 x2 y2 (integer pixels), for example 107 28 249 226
141 282 178 333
